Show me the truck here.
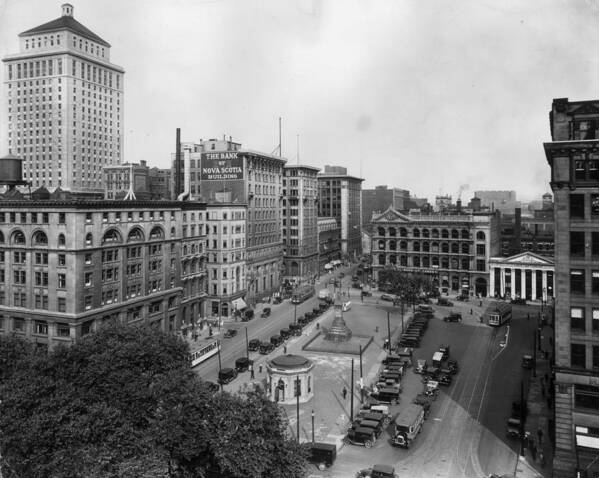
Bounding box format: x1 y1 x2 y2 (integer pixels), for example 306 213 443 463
431 351 444 368
391 403 425 448
318 288 333 302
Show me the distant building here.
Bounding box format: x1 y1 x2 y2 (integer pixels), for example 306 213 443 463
3 4 124 193
370 207 500 297
148 167 171 200
103 161 150 200
361 185 410 227
282 165 319 281
544 97 599 477
500 208 554 258
474 190 520 214
317 165 363 260
434 195 452 213
317 217 341 271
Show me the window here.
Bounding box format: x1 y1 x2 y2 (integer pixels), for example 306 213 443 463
58 254 66 266
84 295 92 310
570 194 585 219
58 297 66 312
13 318 25 332
571 343 586 368
81 321 93 335
571 269 585 295
56 322 70 336
35 252 48 265
58 233 66 247
58 212 66 224
593 271 599 296
35 271 48 286
35 321 48 334
570 231 585 257
13 270 26 284
574 384 599 410
476 244 486 255
594 346 599 370
58 273 66 289
85 212 92 223
85 253 92 264
476 259 486 272
593 232 599 257
85 233 93 246
571 307 586 331
593 309 599 333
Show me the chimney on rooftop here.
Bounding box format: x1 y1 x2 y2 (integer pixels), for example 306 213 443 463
62 3 74 17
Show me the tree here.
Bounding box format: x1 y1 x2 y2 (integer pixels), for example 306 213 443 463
378 269 436 308
0 325 307 478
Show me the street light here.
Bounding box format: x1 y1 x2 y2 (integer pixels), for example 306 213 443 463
296 375 301 441
311 409 315 443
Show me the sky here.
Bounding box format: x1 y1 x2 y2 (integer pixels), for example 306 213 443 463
1 0 599 203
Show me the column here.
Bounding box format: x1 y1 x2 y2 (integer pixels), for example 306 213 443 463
521 268 526 300
489 267 495 298
500 267 506 297
542 270 547 302
531 270 537 301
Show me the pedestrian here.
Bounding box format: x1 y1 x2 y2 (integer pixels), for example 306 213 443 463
539 451 545 467
527 313 530 321
470 309 473 315
342 386 347 400
479 300 482 307
250 363 255 380
531 443 537 461
537 427 543 444
284 345 287 354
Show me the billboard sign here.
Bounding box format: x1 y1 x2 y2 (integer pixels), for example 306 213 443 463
200 152 244 181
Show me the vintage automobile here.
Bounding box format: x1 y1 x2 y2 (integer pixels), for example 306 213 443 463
261 307 272 318
439 344 450 360
308 442 337 471
270 335 283 347
348 418 385 438
438 373 452 386
248 338 261 351
414 359 427 374
437 298 454 306
369 386 401 405
380 294 394 302
217 367 238 385
444 312 462 322
356 464 398 478
241 309 255 321
223 328 238 338
412 394 433 418
344 426 377 448
447 359 459 373
259 341 275 355
289 324 302 336
358 407 392 428
279 328 291 340
234 357 252 373
423 380 440 399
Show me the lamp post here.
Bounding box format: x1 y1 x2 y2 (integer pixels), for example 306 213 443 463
296 375 301 441
217 342 223 391
245 327 249 360
387 311 391 351
311 409 315 443
359 344 364 403
350 359 355 422
294 302 298 325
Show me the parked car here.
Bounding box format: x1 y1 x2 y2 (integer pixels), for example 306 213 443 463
344 426 377 448
242 309 255 321
380 294 394 302
261 307 271 318
259 341 275 355
506 417 522 438
369 386 401 405
270 335 283 347
356 464 398 478
248 338 261 351
223 328 238 338
312 307 321 317
308 442 337 471
349 418 385 438
447 359 459 374
439 344 450 360
217 367 238 385
273 296 282 305
362 290 373 297
511 297 527 305
357 408 392 428
438 373 452 386
234 356 252 372
289 324 302 336
444 313 462 322
437 298 453 306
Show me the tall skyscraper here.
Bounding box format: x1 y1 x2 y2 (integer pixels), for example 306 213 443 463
3 4 124 193
544 97 599 477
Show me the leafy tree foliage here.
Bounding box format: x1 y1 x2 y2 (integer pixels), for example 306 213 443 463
378 269 436 305
0 326 308 478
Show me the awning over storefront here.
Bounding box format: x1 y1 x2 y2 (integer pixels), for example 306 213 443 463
232 298 247 310
324 263 333 270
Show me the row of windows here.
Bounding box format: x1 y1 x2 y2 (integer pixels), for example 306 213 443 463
375 227 486 240
376 240 484 254
570 269 599 295
0 316 70 336
376 253 483 271
570 307 599 333
570 343 599 370
569 193 599 219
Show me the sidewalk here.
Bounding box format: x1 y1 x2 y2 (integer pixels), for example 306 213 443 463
513 312 554 478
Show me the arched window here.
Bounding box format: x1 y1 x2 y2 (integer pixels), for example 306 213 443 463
422 256 430 267
413 241 420 252
378 254 386 265
422 241 430 252
389 254 397 265
149 226 165 240
451 229 459 239
377 227 386 237
171 227 176 238
451 243 459 253
476 231 486 240
413 256 420 267
85 233 93 246
12 230 25 245
33 231 48 246
127 227 144 242
441 257 449 268
0 231 4 243
102 229 121 244
378 240 386 250
389 227 397 237
432 229 439 238
461 229 469 239
183 245 188 255
441 242 449 253
462 243 469 254
399 228 407 237
400 241 407 251
413 228 420 238
432 242 439 253
432 256 439 266
441 229 449 239
400 255 407 266
389 240 397 251
451 258 459 269
58 233 66 247
461 258 469 270
422 229 430 238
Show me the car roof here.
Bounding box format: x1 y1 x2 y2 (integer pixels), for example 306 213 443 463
354 426 375 434
372 464 395 473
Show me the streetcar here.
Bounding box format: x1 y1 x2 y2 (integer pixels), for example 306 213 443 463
485 302 512 326
189 338 221 367
291 285 315 304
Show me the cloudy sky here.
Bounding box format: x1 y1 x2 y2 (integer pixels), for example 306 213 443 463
1 0 599 202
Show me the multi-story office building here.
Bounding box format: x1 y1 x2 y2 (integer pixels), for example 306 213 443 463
544 97 599 477
499 208 555 258
361 185 410 227
148 167 171 200
103 161 151 200
205 202 247 318
317 165 363 260
318 217 341 272
2 4 124 193
0 193 207 349
172 137 285 304
474 190 520 214
282 165 319 281
370 208 499 297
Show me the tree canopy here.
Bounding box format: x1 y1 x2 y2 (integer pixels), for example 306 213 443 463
378 269 437 303
0 326 308 478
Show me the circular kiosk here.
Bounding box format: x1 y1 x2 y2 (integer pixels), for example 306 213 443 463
266 354 314 405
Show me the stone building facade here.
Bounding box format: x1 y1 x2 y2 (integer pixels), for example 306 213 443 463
2 4 124 193
544 97 599 477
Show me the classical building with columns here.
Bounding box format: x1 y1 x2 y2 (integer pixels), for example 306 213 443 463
488 252 554 301
371 207 500 297
544 97 599 477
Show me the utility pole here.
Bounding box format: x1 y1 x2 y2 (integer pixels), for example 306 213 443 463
245 327 249 360
296 375 301 442
519 380 525 456
217 343 223 391
350 359 355 422
359 344 364 403
387 311 391 351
